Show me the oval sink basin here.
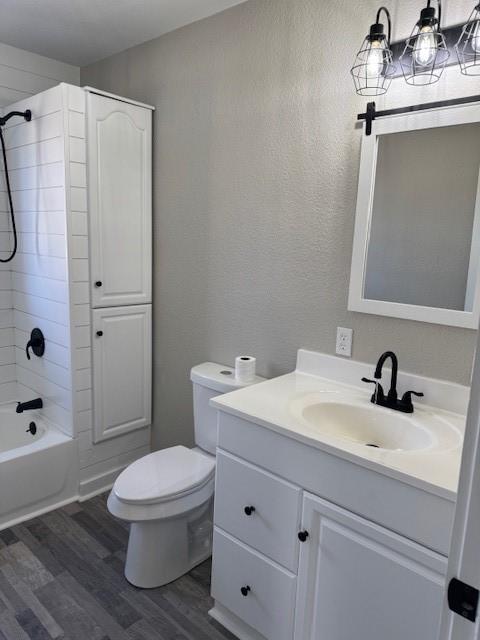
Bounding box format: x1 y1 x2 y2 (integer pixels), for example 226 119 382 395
300 401 434 451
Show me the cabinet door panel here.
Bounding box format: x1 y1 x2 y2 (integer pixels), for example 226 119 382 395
295 493 447 640
87 92 152 307
92 305 151 442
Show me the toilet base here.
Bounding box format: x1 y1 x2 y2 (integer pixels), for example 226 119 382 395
124 498 213 588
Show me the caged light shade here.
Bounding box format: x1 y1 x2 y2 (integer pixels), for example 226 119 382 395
351 7 396 96
456 3 480 76
400 0 450 86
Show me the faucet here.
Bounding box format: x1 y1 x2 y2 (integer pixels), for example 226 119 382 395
362 351 424 414
16 398 43 414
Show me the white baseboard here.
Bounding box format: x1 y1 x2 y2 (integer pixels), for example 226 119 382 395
79 444 150 500
79 467 122 500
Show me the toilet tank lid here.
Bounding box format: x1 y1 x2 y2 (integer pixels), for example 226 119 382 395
190 362 265 394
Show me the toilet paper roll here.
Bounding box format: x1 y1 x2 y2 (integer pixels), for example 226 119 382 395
235 356 257 383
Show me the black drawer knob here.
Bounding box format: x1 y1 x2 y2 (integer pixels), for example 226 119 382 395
95 281 102 288
244 506 256 516
96 331 103 337
240 586 251 597
298 530 309 543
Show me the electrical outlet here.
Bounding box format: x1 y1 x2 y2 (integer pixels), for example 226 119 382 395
336 327 353 357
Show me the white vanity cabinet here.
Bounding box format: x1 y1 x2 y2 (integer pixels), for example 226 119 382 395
210 412 451 640
87 91 152 308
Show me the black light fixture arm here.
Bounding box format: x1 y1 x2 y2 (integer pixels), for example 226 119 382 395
0 109 31 127
436 0 443 31
374 7 392 45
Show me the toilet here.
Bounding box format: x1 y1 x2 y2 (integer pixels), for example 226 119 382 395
107 362 264 588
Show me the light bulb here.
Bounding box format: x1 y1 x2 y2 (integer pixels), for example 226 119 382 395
366 40 384 78
471 19 480 53
413 26 437 66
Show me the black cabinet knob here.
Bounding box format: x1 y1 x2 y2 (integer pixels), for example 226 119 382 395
95 281 102 288
298 530 309 543
240 586 251 597
244 506 256 516
96 331 103 337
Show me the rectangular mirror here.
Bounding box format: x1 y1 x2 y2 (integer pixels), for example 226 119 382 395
349 103 480 329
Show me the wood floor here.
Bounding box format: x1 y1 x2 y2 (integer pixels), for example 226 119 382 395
0 494 235 640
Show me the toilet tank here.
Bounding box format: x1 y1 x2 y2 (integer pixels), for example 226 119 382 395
190 363 265 455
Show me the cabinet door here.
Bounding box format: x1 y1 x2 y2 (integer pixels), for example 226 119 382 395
92 305 152 442
87 92 152 308
295 493 447 640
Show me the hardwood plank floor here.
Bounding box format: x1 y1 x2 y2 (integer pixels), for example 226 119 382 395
0 495 235 640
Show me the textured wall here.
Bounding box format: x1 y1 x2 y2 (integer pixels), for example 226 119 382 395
82 0 479 450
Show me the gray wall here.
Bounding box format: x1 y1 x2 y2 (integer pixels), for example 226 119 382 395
82 0 478 451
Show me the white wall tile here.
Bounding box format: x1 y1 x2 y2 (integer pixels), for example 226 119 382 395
69 211 87 235
70 187 87 212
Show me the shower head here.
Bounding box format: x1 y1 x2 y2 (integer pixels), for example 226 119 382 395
0 109 31 127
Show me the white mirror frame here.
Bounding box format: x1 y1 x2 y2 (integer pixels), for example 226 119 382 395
349 102 480 330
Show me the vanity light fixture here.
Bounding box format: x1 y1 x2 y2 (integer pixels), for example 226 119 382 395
350 7 396 96
400 0 449 85
456 3 480 75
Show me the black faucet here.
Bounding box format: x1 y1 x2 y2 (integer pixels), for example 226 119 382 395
16 398 43 414
362 351 424 414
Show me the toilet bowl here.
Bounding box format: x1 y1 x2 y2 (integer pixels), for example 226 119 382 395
108 362 265 588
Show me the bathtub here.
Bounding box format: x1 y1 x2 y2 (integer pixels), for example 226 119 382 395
0 403 78 529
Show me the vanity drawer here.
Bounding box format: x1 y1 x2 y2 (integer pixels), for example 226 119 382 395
215 450 301 571
211 528 296 640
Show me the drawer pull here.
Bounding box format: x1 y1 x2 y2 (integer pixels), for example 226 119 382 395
298 530 309 542
244 506 256 516
241 586 251 597
95 281 103 288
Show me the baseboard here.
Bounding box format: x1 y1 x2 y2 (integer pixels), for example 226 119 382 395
209 603 266 640
79 467 121 501
78 445 150 501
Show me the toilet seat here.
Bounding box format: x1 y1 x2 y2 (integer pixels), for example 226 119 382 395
113 445 216 505
108 445 216 523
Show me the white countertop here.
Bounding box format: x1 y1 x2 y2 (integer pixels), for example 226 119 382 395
211 352 467 501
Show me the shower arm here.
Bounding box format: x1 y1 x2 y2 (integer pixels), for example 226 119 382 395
0 109 31 127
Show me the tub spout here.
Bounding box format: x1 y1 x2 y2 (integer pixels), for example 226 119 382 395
16 398 43 413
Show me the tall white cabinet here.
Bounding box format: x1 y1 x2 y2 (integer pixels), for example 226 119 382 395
85 88 153 444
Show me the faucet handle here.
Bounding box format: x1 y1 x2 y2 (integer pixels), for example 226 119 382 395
361 378 385 401
400 390 424 413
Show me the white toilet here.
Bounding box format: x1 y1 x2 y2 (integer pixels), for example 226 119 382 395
107 362 263 588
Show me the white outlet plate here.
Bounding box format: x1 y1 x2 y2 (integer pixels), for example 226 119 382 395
336 327 353 358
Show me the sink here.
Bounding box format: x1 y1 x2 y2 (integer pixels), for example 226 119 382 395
300 401 433 451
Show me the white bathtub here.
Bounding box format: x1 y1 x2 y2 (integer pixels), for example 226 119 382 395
0 403 78 529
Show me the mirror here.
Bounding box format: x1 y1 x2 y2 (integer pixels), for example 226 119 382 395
349 103 480 329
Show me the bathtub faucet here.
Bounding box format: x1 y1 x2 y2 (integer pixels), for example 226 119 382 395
16 398 43 413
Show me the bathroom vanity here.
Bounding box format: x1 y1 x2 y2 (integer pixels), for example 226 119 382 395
209 350 466 640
